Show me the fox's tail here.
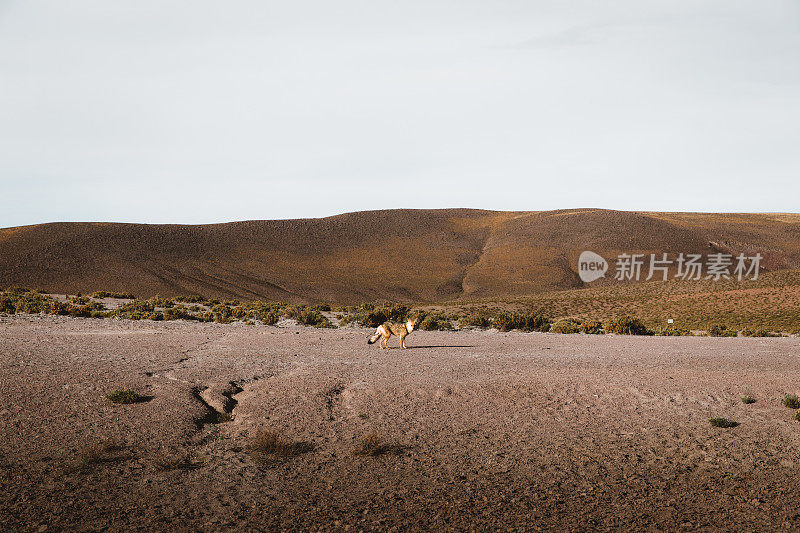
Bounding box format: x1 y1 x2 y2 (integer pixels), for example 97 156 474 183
367 328 382 344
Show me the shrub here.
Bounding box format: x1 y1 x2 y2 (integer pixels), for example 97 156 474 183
359 303 411 328
653 326 689 336
707 324 737 337
782 394 800 409
0 294 15 314
604 316 652 336
0 289 62 315
162 307 196 321
493 312 550 332
150 295 175 308
794 410 800 422
338 313 360 326
458 310 492 329
283 306 334 328
107 389 149 404
419 312 454 331
741 395 756 404
550 319 582 334
68 295 91 305
116 299 155 315
173 295 207 304
211 304 233 324
709 417 738 428
580 320 605 335
740 328 780 338
91 291 136 299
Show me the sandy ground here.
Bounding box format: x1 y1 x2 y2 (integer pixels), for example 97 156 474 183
2 315 800 531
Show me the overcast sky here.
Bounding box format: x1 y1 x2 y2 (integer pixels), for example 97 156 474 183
1 1 798 227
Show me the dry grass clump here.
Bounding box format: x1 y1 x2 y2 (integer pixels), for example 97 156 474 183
249 430 314 462
709 417 738 428
153 448 193 471
782 395 800 409
78 437 123 468
353 432 406 456
741 395 756 404
106 389 150 404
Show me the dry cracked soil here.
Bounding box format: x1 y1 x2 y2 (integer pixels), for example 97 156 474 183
2 315 800 531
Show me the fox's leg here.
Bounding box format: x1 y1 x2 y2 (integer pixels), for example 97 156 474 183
382 333 390 349
400 333 406 349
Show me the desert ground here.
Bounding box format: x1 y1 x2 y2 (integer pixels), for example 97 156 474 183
3 315 800 531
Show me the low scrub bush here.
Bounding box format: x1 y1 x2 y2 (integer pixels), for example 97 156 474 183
782 394 800 409
360 303 411 328
0 289 64 315
150 295 175 308
653 326 690 336
709 417 738 428
707 324 737 337
604 316 652 336
457 310 492 329
173 295 207 304
741 395 756 404
284 306 334 328
107 389 150 404
740 328 780 338
580 320 605 335
419 312 454 331
493 312 550 332
550 319 582 334
91 291 135 299
211 304 234 323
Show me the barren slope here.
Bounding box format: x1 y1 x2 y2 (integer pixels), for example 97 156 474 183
1 209 799 302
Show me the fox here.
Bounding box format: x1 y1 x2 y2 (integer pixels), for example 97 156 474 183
367 318 419 349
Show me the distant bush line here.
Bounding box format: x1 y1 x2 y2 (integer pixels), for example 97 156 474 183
0 287 789 336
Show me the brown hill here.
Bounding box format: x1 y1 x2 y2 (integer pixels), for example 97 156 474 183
1 209 799 303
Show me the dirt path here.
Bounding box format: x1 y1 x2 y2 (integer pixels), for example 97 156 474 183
2 315 800 531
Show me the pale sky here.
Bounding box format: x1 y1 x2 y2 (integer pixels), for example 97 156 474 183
1 1 798 227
